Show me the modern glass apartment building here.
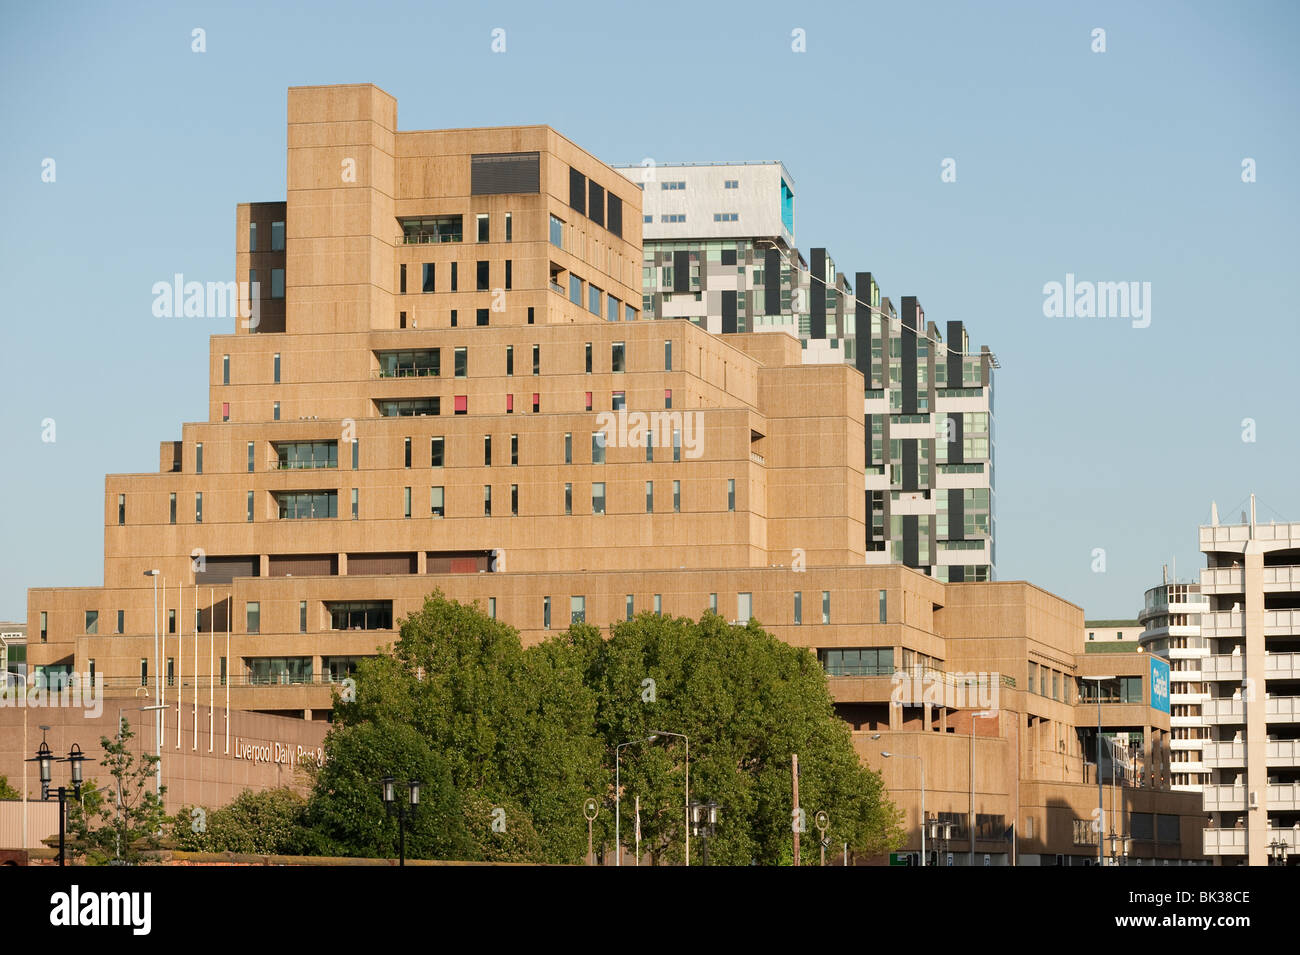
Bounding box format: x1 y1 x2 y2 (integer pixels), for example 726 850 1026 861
618 161 996 581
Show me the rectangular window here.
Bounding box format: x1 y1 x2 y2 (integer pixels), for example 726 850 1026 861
585 342 592 374
532 393 539 413
607 295 619 322
454 395 467 415
477 260 490 291
477 213 489 242
794 591 802 625
484 434 493 466
40 611 47 641
196 442 203 474
489 597 497 619
273 353 281 383
273 401 280 421
300 601 307 634
527 306 534 325
450 309 458 327
504 212 512 242
274 490 338 519
400 263 407 294
511 434 518 465
505 260 512 290
727 478 735 511
646 434 653 463
169 492 176 524
532 345 540 375
454 347 467 377
351 487 358 520
476 307 489 327
218 657 225 687
585 391 593 412
247 441 255 473
451 261 458 291
878 590 888 623
195 492 203 523
673 480 680 512
167 658 175 688
673 430 681 462
352 440 359 470
569 274 582 305
626 304 636 322
550 214 564 249
399 311 406 328
404 436 412 468
168 609 176 635
544 596 551 630
116 609 124 634
249 222 257 252
564 433 572 464
222 354 230 385
511 484 518 516
431 486 444 518
665 340 672 371
738 592 752 622
506 345 514 376
654 594 662 616
247 490 254 522
85 610 98 634
571 595 586 624
140 658 148 686
612 391 625 411
117 493 125 525
822 591 831 625
612 341 625 373
431 436 444 467
592 431 606 464
271 269 285 299
564 483 572 515
592 482 606 514
423 263 436 293
645 480 653 513
588 284 602 316
665 388 672 409
625 595 634 620
271 220 285 250
484 485 492 516
246 602 260 634
222 401 229 422
404 487 412 519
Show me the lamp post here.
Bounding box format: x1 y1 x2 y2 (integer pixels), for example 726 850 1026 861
143 570 162 797
814 810 830 866
649 729 689 865
27 731 92 866
582 797 599 865
689 800 719 865
615 735 655 866
380 776 420 866
882 751 924 866
114 703 166 860
1082 675 1114 867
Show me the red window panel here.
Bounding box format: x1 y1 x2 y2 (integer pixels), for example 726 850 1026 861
532 393 540 413
454 395 468 414
664 389 672 408
585 391 593 412
506 394 514 413
221 401 230 421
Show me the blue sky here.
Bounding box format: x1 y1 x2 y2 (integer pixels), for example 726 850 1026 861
1 0 1297 621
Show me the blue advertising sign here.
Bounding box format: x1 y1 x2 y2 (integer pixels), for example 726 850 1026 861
1149 655 1170 713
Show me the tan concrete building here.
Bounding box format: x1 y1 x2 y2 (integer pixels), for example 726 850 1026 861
22 84 1204 861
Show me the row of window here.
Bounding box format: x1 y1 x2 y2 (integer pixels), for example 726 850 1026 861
246 268 284 300
377 339 672 380
222 352 280 386
398 259 512 295
248 220 285 253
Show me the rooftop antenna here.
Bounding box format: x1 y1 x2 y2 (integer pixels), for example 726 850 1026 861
1250 493 1257 533
1162 564 1168 585
1210 500 1219 526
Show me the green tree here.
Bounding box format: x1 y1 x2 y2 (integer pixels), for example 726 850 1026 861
66 719 168 864
460 791 544 863
0 775 20 800
305 720 473 860
334 592 606 863
586 610 903 865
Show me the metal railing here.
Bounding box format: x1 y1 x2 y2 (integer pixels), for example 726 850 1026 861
398 233 462 245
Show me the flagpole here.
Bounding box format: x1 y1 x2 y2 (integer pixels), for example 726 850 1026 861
193 582 198 750
224 595 230 754
176 582 182 749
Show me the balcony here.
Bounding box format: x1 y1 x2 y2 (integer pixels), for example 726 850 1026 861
1202 740 1245 767
1265 610 1300 636
1205 782 1300 813
1267 652 1300 679
1200 567 1243 593
1202 654 1243 681
1265 696 1300 723
1202 828 1247 855
1203 698 1244 724
1169 638 1211 659
1268 739 1300 768
1201 613 1243 639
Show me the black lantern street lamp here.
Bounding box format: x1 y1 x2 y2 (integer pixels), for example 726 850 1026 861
381 775 420 866
27 731 93 866
1267 838 1289 867
689 800 719 866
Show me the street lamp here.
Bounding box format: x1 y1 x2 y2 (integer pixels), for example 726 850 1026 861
615 735 655 866
27 731 93 866
380 776 420 866
689 800 720 865
882 751 925 866
649 729 690 865
1082 675 1115 867
143 569 162 797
